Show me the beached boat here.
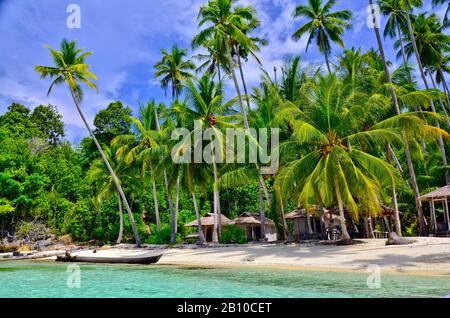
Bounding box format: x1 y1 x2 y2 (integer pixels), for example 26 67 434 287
55 254 162 265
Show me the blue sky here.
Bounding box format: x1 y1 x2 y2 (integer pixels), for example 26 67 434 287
0 0 442 143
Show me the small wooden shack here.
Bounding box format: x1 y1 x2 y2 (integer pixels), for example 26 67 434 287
285 208 322 241
184 213 232 242
418 185 450 235
231 212 277 242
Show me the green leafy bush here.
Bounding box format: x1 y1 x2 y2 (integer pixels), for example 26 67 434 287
145 224 181 244
220 225 247 244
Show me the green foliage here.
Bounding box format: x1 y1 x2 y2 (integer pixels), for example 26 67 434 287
220 225 247 244
145 224 181 244
93 101 133 145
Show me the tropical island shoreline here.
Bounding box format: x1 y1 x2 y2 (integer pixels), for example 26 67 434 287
2 237 450 277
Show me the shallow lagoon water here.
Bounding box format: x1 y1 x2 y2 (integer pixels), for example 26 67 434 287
1 261 449 298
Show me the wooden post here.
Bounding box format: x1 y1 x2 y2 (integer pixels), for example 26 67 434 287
444 197 450 232
431 200 437 234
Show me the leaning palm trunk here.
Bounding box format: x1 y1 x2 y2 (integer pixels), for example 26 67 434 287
405 12 450 184
236 49 270 233
325 53 332 74
70 88 141 246
192 191 206 244
429 74 450 129
236 49 251 110
150 163 161 232
369 0 426 235
225 41 271 208
335 180 351 241
397 23 411 81
439 69 450 112
154 109 177 244
117 192 123 244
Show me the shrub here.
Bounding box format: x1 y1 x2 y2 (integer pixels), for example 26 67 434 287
220 225 247 244
145 224 180 245
15 221 51 241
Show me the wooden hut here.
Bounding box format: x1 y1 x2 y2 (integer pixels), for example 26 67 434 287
231 212 277 242
285 208 322 241
184 213 232 242
418 186 450 235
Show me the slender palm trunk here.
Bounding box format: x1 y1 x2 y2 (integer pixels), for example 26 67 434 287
70 88 141 246
258 183 266 240
325 53 332 74
150 163 161 232
387 147 403 236
212 156 220 244
225 41 271 207
439 69 450 112
429 73 450 129
397 23 410 75
369 1 427 235
174 176 180 236
236 49 272 234
154 108 177 243
117 192 123 244
192 191 205 244
335 180 351 241
405 12 450 184
236 48 251 110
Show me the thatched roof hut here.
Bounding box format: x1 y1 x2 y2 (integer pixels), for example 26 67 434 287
231 212 277 242
418 186 450 233
185 213 232 242
230 212 275 226
184 213 232 228
418 185 450 202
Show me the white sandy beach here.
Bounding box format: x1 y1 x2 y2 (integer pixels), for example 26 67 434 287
56 237 450 276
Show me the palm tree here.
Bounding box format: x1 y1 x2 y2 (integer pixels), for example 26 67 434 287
368 0 410 235
400 3 450 184
35 39 141 246
193 0 271 208
291 0 352 74
154 44 196 99
87 145 140 243
178 73 238 242
379 0 410 72
114 102 162 231
275 74 443 241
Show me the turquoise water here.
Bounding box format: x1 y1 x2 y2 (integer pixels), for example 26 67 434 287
1 261 449 298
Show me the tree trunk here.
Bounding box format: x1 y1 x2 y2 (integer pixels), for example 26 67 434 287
369 1 427 235
335 180 351 241
117 192 123 244
212 158 220 244
150 163 161 232
258 183 266 240
69 88 141 247
439 69 450 112
405 12 450 184
404 134 428 235
225 41 271 208
429 73 450 129
325 53 332 74
236 48 251 110
192 191 206 244
175 175 180 230
154 108 177 243
397 23 410 80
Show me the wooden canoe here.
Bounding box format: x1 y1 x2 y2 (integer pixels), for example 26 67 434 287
55 254 162 265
